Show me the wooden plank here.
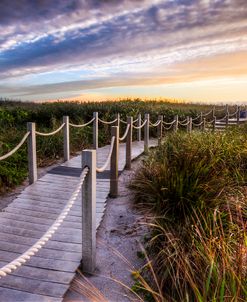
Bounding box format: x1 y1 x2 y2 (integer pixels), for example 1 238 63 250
0 274 68 298
0 261 74 284
0 233 81 253
0 287 61 302
0 241 81 262
0 250 79 272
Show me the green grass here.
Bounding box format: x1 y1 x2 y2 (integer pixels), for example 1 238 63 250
0 98 242 193
130 126 247 301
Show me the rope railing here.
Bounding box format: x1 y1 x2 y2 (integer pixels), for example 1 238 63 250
191 115 200 121
132 118 139 124
98 117 117 125
178 120 190 126
133 119 147 129
178 118 188 123
150 120 161 127
120 119 127 124
96 136 115 173
69 117 95 128
217 115 228 122
0 132 30 161
202 109 213 116
36 123 65 136
119 124 130 142
163 120 176 126
0 167 89 278
228 109 238 117
192 120 204 127
163 123 175 130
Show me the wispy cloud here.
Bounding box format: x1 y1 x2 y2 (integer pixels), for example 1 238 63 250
0 0 247 101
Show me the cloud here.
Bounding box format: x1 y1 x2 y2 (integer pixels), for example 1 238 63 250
0 0 247 101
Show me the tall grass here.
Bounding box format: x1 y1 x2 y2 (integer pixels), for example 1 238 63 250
130 126 247 301
0 99 212 193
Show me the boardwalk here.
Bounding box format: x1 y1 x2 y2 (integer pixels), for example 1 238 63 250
0 139 157 302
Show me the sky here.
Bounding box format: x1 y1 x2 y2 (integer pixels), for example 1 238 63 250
0 0 247 103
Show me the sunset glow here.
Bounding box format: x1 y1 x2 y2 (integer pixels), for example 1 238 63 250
0 0 246 103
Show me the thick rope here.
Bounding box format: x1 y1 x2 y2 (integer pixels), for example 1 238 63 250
120 119 127 124
202 109 213 117
98 118 117 125
191 115 200 121
69 117 95 128
96 137 115 173
192 120 204 127
36 123 65 136
0 167 89 278
132 119 147 130
150 120 161 127
162 123 174 130
163 120 176 126
132 118 139 124
178 120 190 126
119 124 130 141
217 115 228 122
178 118 188 123
0 132 30 161
228 110 238 117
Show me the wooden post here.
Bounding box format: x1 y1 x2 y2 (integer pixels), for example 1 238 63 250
144 113 149 154
186 116 190 133
115 113 120 128
202 118 206 132
110 126 119 198
212 106 215 118
126 117 133 170
225 104 229 115
137 113 142 141
93 112 98 150
158 115 163 145
213 116 216 132
81 149 96 274
174 115 178 132
189 117 192 133
226 111 229 128
63 116 70 162
200 112 203 130
27 122 37 184
237 106 240 124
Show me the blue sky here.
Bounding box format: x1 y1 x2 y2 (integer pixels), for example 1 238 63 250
0 0 247 103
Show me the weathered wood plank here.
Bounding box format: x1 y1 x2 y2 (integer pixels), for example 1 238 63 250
0 287 61 302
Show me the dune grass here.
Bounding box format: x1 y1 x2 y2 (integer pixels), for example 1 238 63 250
130 126 247 301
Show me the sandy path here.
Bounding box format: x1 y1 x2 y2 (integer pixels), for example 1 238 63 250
64 158 148 302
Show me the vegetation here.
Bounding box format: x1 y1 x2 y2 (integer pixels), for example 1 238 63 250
130 127 247 301
0 98 219 194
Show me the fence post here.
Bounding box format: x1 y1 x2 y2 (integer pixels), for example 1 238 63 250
200 112 203 130
225 104 229 115
137 113 142 141
213 116 216 132
63 116 70 162
126 117 133 170
237 106 240 124
144 113 149 154
81 149 96 274
186 116 190 133
93 112 98 150
212 106 215 118
174 115 178 132
115 113 120 128
202 118 206 132
226 111 229 128
189 117 192 133
158 115 163 145
27 122 37 184
110 126 119 198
